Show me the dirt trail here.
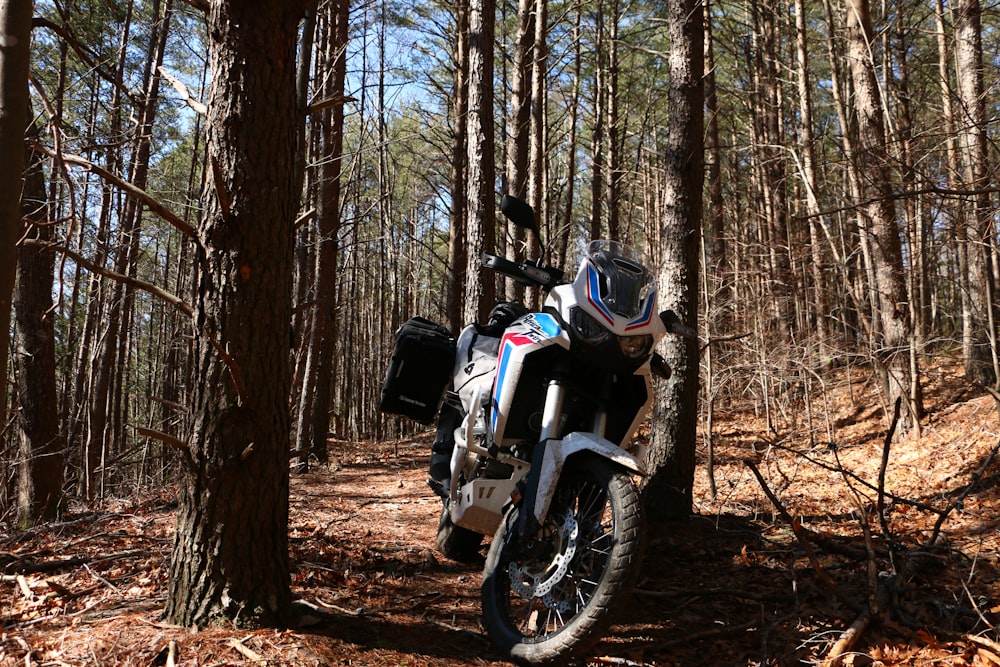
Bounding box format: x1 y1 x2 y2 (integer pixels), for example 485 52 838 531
2 365 1000 665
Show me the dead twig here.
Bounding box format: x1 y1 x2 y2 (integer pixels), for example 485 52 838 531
21 239 194 318
134 426 190 454
159 66 207 115
876 398 900 543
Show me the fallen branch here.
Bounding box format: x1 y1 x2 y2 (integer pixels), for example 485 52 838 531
3 549 149 575
824 609 875 666
16 574 34 598
226 637 265 663
640 617 763 652
744 459 856 611
635 586 794 605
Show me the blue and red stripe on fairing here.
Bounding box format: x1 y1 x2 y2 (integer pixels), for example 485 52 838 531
490 314 564 433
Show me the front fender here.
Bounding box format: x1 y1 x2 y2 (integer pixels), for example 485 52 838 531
533 432 645 524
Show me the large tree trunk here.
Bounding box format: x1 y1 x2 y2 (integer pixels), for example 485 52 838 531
295 0 349 472
794 0 830 363
504 0 533 303
447 0 469 333
0 0 33 441
642 0 702 521
589 0 605 241
463 0 496 324
844 0 920 432
954 0 997 386
165 0 300 628
15 127 65 529
525 0 546 309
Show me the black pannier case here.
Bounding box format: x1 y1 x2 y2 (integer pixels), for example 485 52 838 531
379 317 456 424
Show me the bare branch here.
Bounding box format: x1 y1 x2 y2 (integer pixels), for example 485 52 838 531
20 239 195 318
28 141 197 239
133 426 190 455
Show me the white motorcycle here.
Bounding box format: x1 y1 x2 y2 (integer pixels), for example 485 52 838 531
380 195 691 665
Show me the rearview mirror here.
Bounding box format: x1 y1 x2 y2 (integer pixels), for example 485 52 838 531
500 195 537 234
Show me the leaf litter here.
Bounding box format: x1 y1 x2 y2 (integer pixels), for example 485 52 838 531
1 358 998 666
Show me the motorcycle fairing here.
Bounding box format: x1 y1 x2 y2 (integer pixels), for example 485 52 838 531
561 260 665 338
490 313 571 443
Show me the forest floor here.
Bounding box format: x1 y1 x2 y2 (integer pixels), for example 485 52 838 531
2 356 1000 666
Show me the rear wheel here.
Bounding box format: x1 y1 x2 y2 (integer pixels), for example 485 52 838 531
481 455 643 665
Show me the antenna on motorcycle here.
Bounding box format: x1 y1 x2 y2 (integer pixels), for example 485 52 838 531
500 194 546 262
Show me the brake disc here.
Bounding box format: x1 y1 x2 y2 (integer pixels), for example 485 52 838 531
508 508 579 599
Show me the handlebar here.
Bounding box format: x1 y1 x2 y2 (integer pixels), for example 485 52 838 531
482 253 563 290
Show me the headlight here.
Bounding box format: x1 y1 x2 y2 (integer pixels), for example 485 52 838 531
570 307 612 345
619 334 653 359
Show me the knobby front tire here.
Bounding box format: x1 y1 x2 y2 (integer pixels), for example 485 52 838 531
480 454 644 666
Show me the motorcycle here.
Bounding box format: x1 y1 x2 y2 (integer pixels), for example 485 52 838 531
379 195 692 665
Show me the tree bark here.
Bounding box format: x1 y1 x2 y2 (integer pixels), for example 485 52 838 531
463 0 496 324
15 128 65 529
954 0 997 386
0 0 33 442
447 0 469 333
165 0 300 628
844 0 919 432
642 0 703 521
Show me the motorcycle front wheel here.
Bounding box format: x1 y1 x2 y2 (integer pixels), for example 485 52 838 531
481 454 643 666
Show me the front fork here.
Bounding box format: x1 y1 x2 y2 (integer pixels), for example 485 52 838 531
515 379 610 544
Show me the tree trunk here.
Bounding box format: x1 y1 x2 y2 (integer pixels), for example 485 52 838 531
165 0 300 628
295 0 349 472
0 0 33 445
606 0 621 242
642 0 702 521
447 0 469 333
794 0 830 363
526 0 546 309
463 0 496 324
844 0 919 432
954 0 997 386
589 0 604 241
504 0 533 302
756 0 793 339
557 6 582 271
15 127 65 528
